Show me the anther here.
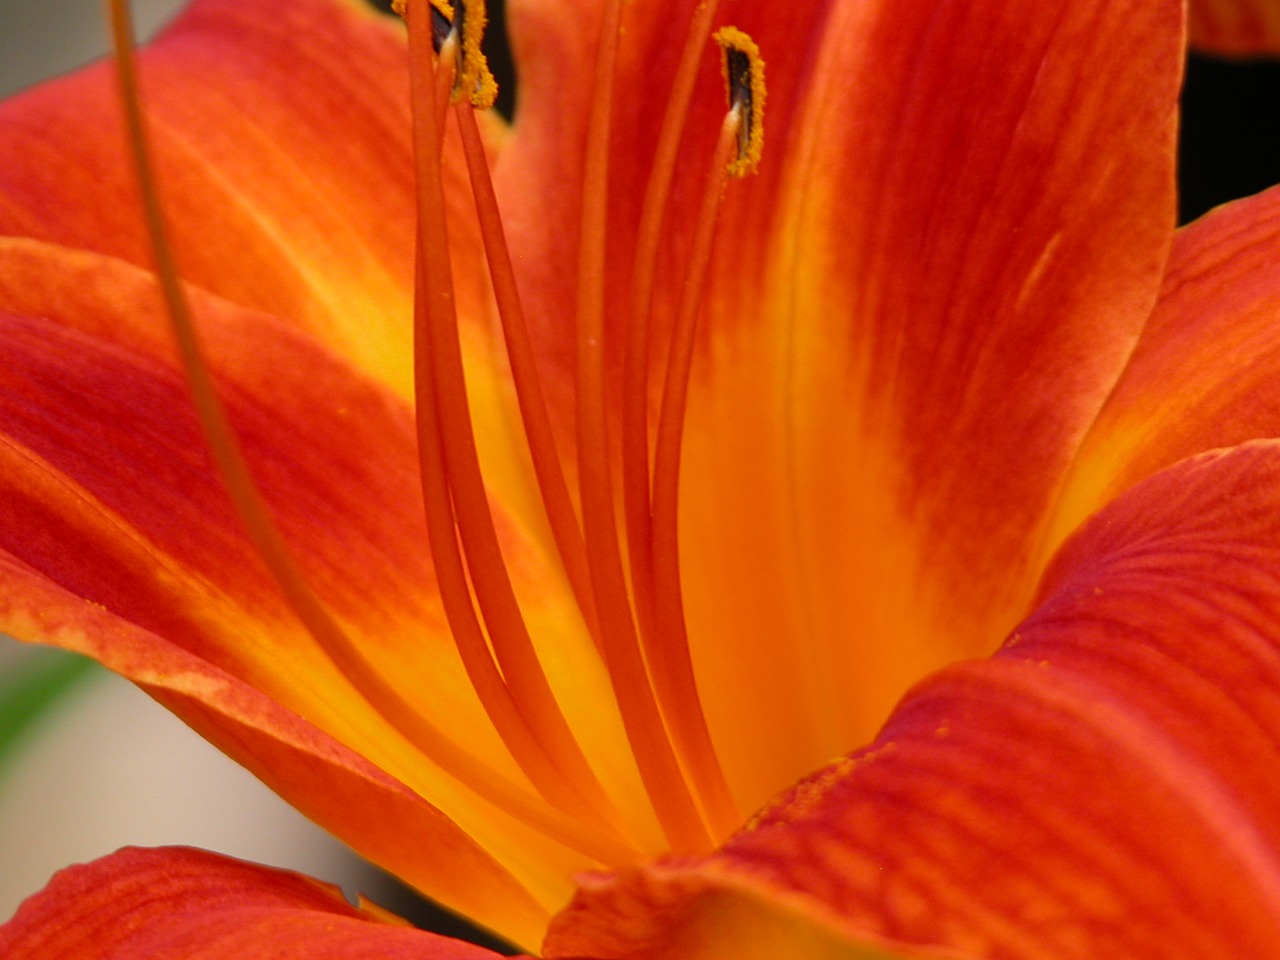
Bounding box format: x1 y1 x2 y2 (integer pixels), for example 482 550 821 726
713 27 765 176
392 0 495 107
446 0 499 108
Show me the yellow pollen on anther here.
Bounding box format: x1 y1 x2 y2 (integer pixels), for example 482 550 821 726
447 0 499 108
391 0 496 108
391 0 453 54
713 26 765 176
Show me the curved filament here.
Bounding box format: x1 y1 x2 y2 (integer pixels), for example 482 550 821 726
405 0 627 836
650 108 746 839
574 0 713 853
109 0 633 866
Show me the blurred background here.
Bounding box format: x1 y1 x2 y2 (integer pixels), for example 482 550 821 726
1 0 1279 944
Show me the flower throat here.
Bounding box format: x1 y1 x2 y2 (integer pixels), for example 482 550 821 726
108 0 763 863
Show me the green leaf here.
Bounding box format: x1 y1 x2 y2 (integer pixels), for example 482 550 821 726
0 646 98 772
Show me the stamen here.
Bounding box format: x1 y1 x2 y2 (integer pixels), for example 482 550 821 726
642 29 767 839
412 252 620 830
452 98 621 824
619 0 755 840
392 0 454 55
575 0 712 853
621 0 721 671
650 95 758 840
109 0 633 866
714 27 766 176
425 0 498 107
452 102 599 641
406 0 620 829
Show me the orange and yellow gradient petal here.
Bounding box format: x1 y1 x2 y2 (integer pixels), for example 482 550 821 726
1 846 970 959
556 441 1280 959
0 0 499 402
496 0 1183 811
0 235 639 943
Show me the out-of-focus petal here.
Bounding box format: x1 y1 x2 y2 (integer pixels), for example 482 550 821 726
0 0 495 400
0 237 637 946
0 846 507 959
1051 183 1280 550
557 440 1280 958
500 0 1183 808
1189 0 1280 54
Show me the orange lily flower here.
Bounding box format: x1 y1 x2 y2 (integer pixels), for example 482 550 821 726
3 0 1280 955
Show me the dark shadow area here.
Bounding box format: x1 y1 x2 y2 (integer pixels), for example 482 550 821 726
359 867 522 954
367 0 515 117
1180 53 1280 223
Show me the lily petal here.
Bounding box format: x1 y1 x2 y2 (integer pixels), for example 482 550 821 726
544 864 973 960
555 440 1280 958
0 563 548 945
500 0 1182 807
1051 183 1280 551
0 0 494 401
0 846 506 959
1189 0 1280 53
0 237 626 945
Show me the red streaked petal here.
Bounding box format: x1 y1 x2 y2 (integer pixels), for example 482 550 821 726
544 865 974 960
1189 0 1280 53
0 0 493 400
1051 184 1280 552
0 846 508 960
684 0 1181 804
0 549 550 947
0 238 636 945
587 441 1280 959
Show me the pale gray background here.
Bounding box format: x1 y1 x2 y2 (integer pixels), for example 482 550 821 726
1 0 185 97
